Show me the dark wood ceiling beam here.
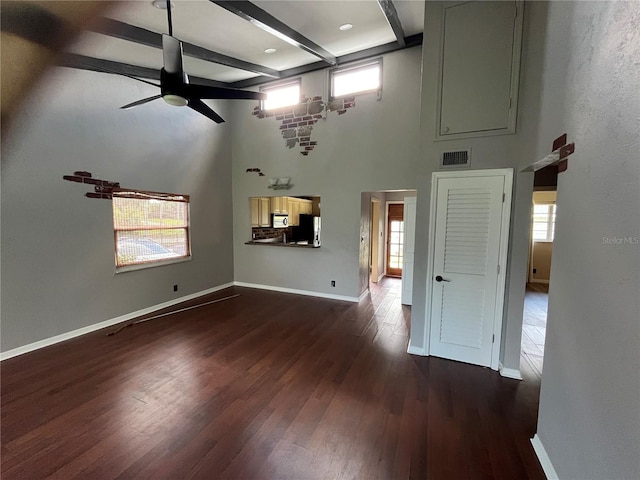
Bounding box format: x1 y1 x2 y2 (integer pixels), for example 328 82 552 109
91 18 280 78
377 0 406 47
210 0 337 66
60 32 423 93
229 33 422 89
58 53 228 88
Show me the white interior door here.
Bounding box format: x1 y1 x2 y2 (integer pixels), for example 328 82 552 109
401 197 416 305
428 171 512 368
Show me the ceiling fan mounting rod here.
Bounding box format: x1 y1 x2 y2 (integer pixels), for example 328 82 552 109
166 0 173 36
115 0 265 123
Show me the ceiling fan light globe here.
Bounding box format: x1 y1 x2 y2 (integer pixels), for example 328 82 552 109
163 94 189 107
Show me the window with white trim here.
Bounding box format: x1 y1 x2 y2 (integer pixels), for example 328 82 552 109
112 190 190 270
330 59 382 99
532 203 556 241
260 79 301 110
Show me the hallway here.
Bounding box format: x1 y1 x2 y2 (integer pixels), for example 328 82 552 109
520 283 548 379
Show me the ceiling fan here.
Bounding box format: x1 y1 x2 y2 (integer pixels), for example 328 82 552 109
117 0 266 123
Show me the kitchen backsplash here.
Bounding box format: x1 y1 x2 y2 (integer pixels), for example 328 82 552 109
252 226 293 240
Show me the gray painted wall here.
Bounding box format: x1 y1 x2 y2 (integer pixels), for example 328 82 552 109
532 2 640 478
230 48 422 299
1 68 235 352
410 1 552 371
385 191 416 202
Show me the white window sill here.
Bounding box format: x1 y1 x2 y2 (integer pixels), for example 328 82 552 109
115 256 191 274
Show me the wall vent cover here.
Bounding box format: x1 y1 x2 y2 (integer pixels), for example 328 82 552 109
440 149 471 168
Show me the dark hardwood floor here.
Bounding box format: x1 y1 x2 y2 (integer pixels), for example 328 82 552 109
1 278 545 479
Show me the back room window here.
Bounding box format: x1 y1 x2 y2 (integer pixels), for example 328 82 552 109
330 59 382 99
112 190 191 271
532 203 556 242
261 79 301 110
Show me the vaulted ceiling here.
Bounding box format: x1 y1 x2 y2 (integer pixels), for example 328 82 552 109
63 0 424 88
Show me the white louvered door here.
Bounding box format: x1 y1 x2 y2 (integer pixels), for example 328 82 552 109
428 173 508 367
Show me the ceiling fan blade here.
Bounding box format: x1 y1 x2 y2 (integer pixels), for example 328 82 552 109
162 34 184 76
106 72 160 89
76 58 160 88
182 84 266 101
120 95 162 110
188 99 225 123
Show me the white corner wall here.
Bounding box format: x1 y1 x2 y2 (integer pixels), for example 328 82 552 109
532 2 640 479
229 48 422 299
1 68 235 353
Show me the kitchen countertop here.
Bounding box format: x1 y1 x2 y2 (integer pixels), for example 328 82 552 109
245 240 319 248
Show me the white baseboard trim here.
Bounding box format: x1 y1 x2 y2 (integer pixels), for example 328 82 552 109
531 434 559 480
233 281 359 303
407 342 428 356
358 289 369 302
0 282 235 362
499 363 523 380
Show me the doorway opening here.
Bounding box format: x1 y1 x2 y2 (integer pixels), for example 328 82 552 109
360 191 416 305
521 165 557 379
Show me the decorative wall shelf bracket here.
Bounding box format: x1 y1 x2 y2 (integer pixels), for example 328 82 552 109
267 178 293 190
521 133 576 173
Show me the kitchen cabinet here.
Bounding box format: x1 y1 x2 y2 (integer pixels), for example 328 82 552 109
436 1 523 140
250 198 259 227
259 198 270 227
287 197 312 226
289 200 300 226
300 201 313 215
270 196 288 214
253 196 314 228
250 197 271 227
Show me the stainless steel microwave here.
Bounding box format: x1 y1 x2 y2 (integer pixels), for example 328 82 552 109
272 214 289 228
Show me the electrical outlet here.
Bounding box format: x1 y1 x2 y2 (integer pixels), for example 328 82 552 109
331 280 335 287
173 284 178 292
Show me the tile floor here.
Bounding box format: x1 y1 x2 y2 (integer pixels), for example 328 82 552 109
520 283 548 378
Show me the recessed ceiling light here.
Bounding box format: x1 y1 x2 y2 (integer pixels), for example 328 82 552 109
152 0 175 9
264 48 277 54
339 23 353 31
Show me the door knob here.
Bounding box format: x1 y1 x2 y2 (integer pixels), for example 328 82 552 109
435 275 450 282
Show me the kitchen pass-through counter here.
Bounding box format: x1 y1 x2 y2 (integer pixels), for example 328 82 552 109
245 238 319 248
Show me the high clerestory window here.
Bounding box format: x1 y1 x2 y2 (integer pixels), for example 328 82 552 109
330 59 382 99
260 79 301 110
112 190 191 271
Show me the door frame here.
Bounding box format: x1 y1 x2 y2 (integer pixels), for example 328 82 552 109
384 200 404 277
386 202 405 277
370 198 381 283
423 168 513 370
401 196 417 305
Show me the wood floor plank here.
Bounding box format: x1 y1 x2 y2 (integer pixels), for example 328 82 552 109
1 279 545 479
